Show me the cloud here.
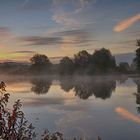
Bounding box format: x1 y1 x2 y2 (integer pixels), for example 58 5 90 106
55 29 93 45
115 107 140 124
12 51 36 54
22 0 30 7
55 29 88 36
21 0 52 11
0 27 14 41
0 45 6 48
110 39 135 45
52 14 80 27
20 36 62 45
75 0 90 13
124 29 140 37
52 0 96 27
114 14 140 32
20 29 94 47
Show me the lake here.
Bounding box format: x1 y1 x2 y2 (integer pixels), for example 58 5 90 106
2 75 140 140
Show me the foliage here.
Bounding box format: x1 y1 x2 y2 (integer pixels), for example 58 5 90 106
74 50 91 68
30 54 52 74
74 50 92 74
92 48 116 73
41 130 63 140
136 39 140 46
59 57 74 75
117 62 130 73
0 81 36 140
0 49 117 75
134 39 140 72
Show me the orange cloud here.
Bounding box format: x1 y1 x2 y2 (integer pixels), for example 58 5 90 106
116 107 140 124
114 14 140 32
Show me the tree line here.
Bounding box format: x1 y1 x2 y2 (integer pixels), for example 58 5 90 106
30 48 116 75
29 39 140 75
0 39 140 75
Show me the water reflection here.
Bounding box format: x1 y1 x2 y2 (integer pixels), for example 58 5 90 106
31 78 52 94
116 107 140 124
116 76 128 84
60 77 74 92
60 77 116 100
92 79 116 99
3 75 140 140
133 78 140 113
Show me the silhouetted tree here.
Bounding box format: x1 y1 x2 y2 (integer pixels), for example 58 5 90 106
74 50 92 74
30 54 52 74
59 57 74 75
117 62 130 73
134 39 140 72
92 48 116 73
137 39 140 46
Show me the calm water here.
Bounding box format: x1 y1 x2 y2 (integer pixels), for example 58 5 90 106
2 75 140 140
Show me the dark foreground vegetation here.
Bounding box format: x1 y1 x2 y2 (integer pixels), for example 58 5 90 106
0 39 140 75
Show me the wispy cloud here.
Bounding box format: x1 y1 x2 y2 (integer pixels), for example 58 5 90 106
20 36 62 46
114 14 140 32
20 29 94 47
75 0 89 13
12 51 36 54
55 29 93 45
22 0 30 7
116 107 140 124
52 14 80 27
0 27 14 41
52 0 96 27
21 0 52 11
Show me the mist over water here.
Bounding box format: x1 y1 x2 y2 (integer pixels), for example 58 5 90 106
1 75 140 140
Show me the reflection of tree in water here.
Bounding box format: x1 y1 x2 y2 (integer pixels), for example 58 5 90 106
117 76 128 84
92 79 116 99
60 77 116 100
60 77 74 92
74 79 116 100
133 78 140 113
31 78 52 94
74 78 94 100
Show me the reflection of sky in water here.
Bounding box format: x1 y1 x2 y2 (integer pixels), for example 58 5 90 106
2 76 140 140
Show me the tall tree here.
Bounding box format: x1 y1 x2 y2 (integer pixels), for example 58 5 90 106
74 50 92 74
59 57 74 75
30 54 52 74
92 48 116 73
134 39 140 72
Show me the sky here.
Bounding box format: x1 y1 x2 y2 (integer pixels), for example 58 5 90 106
0 0 140 63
